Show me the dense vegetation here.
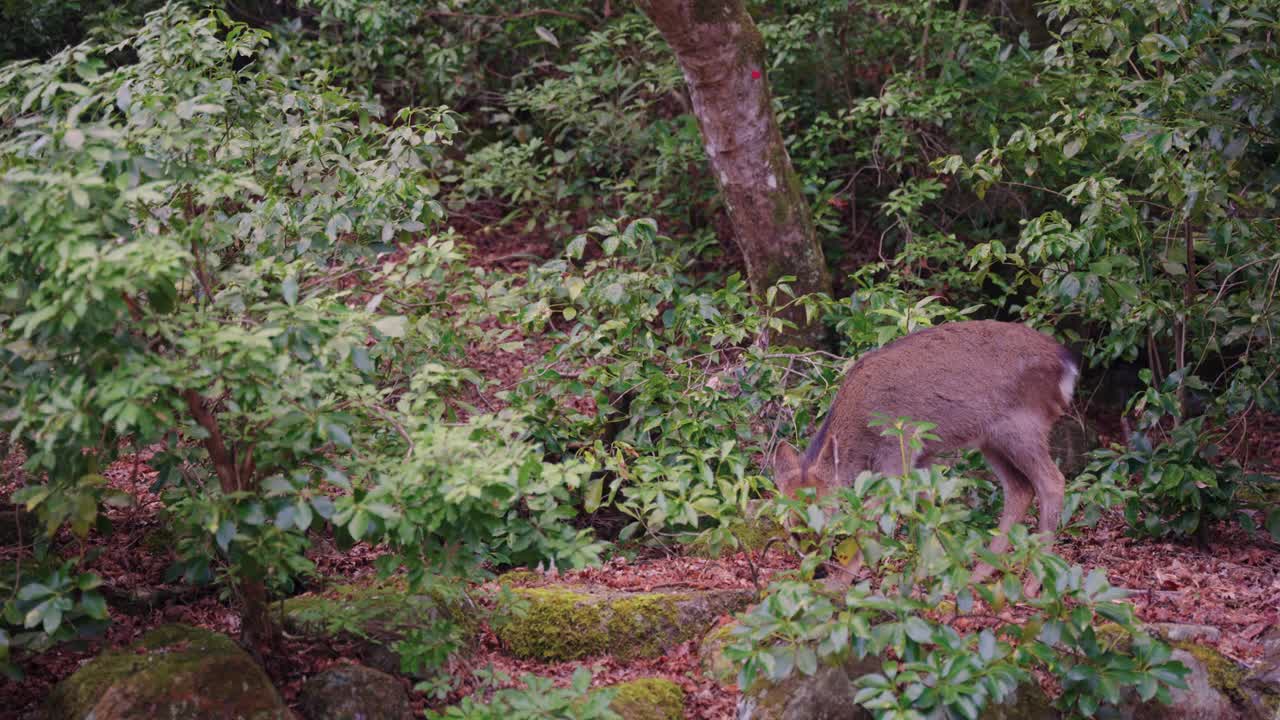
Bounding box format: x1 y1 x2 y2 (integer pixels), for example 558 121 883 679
1 0 1276 717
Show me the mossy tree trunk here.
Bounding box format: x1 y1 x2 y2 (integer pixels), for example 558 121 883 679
636 0 833 347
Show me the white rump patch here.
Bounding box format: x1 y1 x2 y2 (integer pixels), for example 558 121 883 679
766 174 777 189
1059 359 1079 405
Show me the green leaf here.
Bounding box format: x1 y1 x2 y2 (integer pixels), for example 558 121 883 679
282 275 298 306
534 26 559 48
978 629 996 661
904 616 933 644
584 476 603 513
373 315 408 338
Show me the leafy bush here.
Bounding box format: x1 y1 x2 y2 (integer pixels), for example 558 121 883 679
0 3 599 673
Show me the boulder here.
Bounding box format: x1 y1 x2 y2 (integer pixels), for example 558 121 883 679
298 664 412 720
734 653 1058 720
282 580 475 678
496 585 753 662
606 678 685 720
44 624 290 720
736 656 877 720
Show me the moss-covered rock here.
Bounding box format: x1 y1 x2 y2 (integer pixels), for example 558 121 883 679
496 585 753 662
45 623 290 720
282 580 475 678
298 663 412 720
605 678 685 720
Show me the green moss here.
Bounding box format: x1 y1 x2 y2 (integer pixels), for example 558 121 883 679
497 569 542 586
608 594 681 659
1173 641 1248 700
46 647 143 716
282 580 476 678
497 587 609 661
607 678 685 720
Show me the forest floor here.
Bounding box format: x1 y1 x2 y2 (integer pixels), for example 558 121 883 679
3 415 1278 719
0 438 1274 717
2 231 1279 719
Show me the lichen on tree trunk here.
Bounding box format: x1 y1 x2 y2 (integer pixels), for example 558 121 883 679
637 0 833 347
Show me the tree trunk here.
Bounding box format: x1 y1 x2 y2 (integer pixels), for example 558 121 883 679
636 0 832 347
183 390 279 650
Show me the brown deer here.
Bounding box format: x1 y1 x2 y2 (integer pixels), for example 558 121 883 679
772 320 1079 588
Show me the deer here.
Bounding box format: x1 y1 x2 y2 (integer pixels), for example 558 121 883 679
771 320 1079 591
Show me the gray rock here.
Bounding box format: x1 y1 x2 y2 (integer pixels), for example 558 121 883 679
299 664 412 720
736 659 874 720
1153 623 1223 644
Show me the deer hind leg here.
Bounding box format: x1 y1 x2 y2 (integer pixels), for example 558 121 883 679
994 430 1066 596
972 448 1036 584
983 449 1037 554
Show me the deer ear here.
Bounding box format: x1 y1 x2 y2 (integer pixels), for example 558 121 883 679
772 441 802 495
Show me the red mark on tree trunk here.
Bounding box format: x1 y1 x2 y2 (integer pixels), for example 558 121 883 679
751 70 761 79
